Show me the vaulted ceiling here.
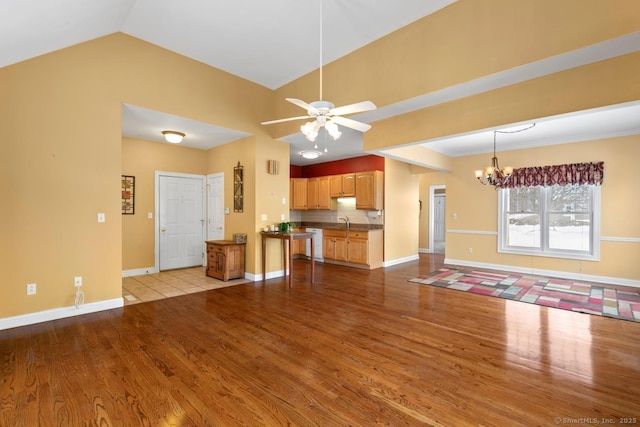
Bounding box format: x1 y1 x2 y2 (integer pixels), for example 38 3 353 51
4 0 639 166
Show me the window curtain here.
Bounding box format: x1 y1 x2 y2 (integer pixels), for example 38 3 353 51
505 161 604 188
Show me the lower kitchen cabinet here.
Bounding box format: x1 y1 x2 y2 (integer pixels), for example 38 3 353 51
206 240 246 281
323 229 383 269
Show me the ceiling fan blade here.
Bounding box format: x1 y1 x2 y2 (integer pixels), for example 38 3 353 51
261 116 310 125
329 100 377 116
331 116 372 133
286 98 317 113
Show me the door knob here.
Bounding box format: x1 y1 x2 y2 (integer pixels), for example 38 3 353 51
161 227 166 232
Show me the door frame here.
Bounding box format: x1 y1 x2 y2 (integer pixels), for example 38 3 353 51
429 185 446 253
155 171 207 271
207 172 225 241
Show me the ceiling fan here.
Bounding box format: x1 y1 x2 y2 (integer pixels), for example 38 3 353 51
261 0 377 143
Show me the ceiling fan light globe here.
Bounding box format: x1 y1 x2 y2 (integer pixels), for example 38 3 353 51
325 121 341 140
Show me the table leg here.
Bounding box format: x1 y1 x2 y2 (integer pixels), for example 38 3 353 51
281 239 287 277
288 237 293 288
261 234 266 283
310 235 315 284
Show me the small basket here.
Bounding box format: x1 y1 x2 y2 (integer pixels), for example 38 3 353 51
232 233 247 243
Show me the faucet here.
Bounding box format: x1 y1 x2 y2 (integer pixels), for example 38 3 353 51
338 216 350 230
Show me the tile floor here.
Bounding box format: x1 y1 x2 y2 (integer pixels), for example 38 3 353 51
122 267 252 305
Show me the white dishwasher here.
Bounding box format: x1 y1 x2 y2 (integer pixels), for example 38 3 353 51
305 228 324 262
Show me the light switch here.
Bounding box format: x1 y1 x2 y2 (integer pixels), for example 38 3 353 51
261 214 267 221
147 212 153 219
97 213 105 223
224 208 230 214
282 197 286 205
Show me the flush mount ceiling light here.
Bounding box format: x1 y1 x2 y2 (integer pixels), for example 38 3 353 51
300 150 322 159
260 0 376 146
162 130 185 144
474 123 535 188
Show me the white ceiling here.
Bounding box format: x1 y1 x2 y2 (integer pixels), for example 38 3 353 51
4 1 639 166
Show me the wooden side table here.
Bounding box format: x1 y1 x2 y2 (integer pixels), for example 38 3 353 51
205 240 246 281
261 231 315 287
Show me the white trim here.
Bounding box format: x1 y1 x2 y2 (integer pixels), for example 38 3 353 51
383 254 420 267
446 230 638 242
447 229 498 235
122 267 159 277
243 272 260 282
0 298 124 331
601 236 640 243
444 258 640 288
418 247 433 254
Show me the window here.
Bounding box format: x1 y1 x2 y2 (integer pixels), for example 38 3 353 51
498 185 600 260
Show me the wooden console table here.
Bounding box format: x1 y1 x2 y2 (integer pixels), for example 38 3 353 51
261 231 315 287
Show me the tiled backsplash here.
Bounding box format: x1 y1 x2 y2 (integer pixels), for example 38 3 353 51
290 197 384 226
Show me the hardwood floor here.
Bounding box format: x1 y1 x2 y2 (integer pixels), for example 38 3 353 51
2 254 639 426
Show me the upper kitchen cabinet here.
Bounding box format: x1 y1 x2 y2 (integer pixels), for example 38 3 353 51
329 173 355 198
308 176 335 210
290 178 308 210
356 171 383 210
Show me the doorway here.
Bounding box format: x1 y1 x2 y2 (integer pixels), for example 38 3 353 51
156 172 206 271
429 185 446 254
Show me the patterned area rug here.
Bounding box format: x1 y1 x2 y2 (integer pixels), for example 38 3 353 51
409 268 640 322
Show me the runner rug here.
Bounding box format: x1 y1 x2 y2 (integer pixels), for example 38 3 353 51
408 267 640 322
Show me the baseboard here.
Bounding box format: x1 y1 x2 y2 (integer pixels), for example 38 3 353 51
444 258 640 288
0 298 124 331
122 267 159 277
418 248 433 254
382 254 420 268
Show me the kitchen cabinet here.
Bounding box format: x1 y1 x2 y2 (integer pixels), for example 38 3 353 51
356 171 383 210
206 240 246 281
323 229 383 269
290 178 308 210
307 176 334 210
329 173 355 197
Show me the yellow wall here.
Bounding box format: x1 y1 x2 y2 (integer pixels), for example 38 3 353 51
1 33 276 319
383 159 420 262
446 135 640 280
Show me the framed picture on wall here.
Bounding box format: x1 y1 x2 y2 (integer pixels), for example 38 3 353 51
234 162 243 213
122 175 135 214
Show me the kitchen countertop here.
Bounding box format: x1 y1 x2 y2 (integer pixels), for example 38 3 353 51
295 222 383 231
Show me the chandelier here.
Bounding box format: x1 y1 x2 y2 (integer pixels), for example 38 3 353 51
474 123 535 188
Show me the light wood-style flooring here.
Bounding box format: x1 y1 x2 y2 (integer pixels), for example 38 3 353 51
1 254 639 426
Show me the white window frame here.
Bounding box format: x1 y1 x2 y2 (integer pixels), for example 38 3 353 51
498 185 600 261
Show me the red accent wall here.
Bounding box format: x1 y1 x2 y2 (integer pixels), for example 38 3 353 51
291 155 384 178
290 165 303 178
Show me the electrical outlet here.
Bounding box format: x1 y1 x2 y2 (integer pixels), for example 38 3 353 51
27 283 36 295
74 276 82 287
468 247 473 254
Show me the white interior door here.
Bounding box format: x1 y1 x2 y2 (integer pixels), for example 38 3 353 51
207 173 224 241
434 194 446 242
429 185 446 254
159 174 205 270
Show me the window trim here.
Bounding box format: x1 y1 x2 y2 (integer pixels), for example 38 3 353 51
498 185 601 261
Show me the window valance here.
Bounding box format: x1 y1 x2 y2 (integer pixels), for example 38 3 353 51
505 161 604 188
